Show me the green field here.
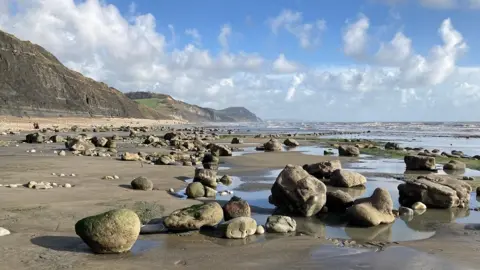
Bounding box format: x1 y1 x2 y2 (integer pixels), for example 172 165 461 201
134 98 168 109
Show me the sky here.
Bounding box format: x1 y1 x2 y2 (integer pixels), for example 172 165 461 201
1 0 480 121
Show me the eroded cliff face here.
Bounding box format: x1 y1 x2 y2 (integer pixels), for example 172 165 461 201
0 30 166 119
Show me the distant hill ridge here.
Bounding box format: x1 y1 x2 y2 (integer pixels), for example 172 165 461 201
125 91 262 122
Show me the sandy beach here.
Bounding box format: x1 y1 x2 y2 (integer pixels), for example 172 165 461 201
0 126 479 269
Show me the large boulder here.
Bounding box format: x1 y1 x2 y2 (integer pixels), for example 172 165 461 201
284 138 299 147
91 136 108 147
347 188 395 227
223 197 251 221
398 175 471 208
164 202 223 231
49 135 65 143
385 142 402 150
404 155 436 171
265 215 296 233
164 132 177 141
231 138 243 144
269 164 327 217
338 145 360 157
75 209 141 254
303 160 342 179
193 168 217 188
264 139 283 152
26 132 44 143
202 153 219 170
131 176 153 191
325 190 354 212
218 217 257 239
329 169 367 188
186 182 205 198
443 160 466 171
65 138 95 152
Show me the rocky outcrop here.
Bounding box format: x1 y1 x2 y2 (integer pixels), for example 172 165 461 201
398 175 471 208
283 138 299 147
75 209 141 254
404 155 436 171
269 164 327 217
264 139 283 152
131 176 153 191
347 188 395 227
443 160 466 171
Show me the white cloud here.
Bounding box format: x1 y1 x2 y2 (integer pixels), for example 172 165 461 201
218 24 231 51
268 9 327 49
0 0 479 121
272 54 299 73
343 14 369 59
420 0 457 8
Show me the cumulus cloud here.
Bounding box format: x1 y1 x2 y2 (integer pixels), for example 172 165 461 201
0 0 479 121
268 9 327 49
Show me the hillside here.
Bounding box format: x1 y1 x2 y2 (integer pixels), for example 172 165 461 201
125 92 262 122
0 30 169 119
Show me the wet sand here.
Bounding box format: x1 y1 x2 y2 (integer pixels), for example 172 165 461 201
0 131 479 269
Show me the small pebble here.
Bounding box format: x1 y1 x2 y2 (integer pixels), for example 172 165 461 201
169 188 174 193
219 191 228 196
70 173 76 177
113 175 120 179
64 183 72 188
0 227 10 237
30 149 36 153
52 173 57 176
58 150 66 156
59 173 65 177
52 183 58 187
15 144 19 147
8 184 19 188
53 150 58 154
102 176 114 180
256 225 265 235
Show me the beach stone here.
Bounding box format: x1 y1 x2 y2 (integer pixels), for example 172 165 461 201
140 223 167 234
219 175 233 185
385 142 402 150
412 202 427 210
50 135 65 143
231 138 243 144
329 169 367 188
164 202 223 231
75 209 141 254
0 227 10 236
324 150 335 155
338 145 360 157
64 183 72 188
25 132 44 143
303 160 342 179
256 225 265 235
218 217 257 239
202 153 219 170
443 160 466 171
209 144 232 156
186 182 205 198
131 176 153 191
264 139 283 151
155 155 174 165
204 186 217 197
477 187 480 195
325 190 354 212
398 175 471 208
27 181 37 189
65 138 95 152
269 164 327 217
164 132 177 141
121 152 141 161
399 206 414 216
265 215 296 233
404 155 436 171
347 188 395 227
92 136 108 147
223 197 251 221
58 150 66 156
284 138 299 147
194 168 217 188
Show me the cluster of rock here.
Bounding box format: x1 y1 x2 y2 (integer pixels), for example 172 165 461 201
302 160 366 188
0 181 72 189
185 168 233 199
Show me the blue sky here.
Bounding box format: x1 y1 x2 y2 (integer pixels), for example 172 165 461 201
1 0 480 121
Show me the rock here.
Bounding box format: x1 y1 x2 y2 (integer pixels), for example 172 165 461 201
338 145 360 157
404 155 436 171
385 142 402 150
186 182 205 198
156 155 174 165
204 186 217 197
121 152 141 161
265 215 296 233
269 164 327 217
25 132 44 143
140 223 167 234
283 138 299 147
92 136 109 147
209 144 232 156
0 227 10 236
412 202 427 210
256 225 265 235
347 188 395 227
27 181 37 189
329 169 367 188
398 175 471 208
264 139 283 151
443 160 466 171
324 150 335 155
58 150 66 156
218 217 257 239
219 175 233 185
65 138 96 152
399 206 414 216
75 209 141 254
477 187 480 196
231 138 243 144
64 183 72 188
102 175 114 180
164 132 177 141
202 153 219 170
50 135 65 143
223 196 251 221
131 176 153 191
303 160 342 179
325 190 354 212
463 176 474 181
164 202 223 231
194 168 217 188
